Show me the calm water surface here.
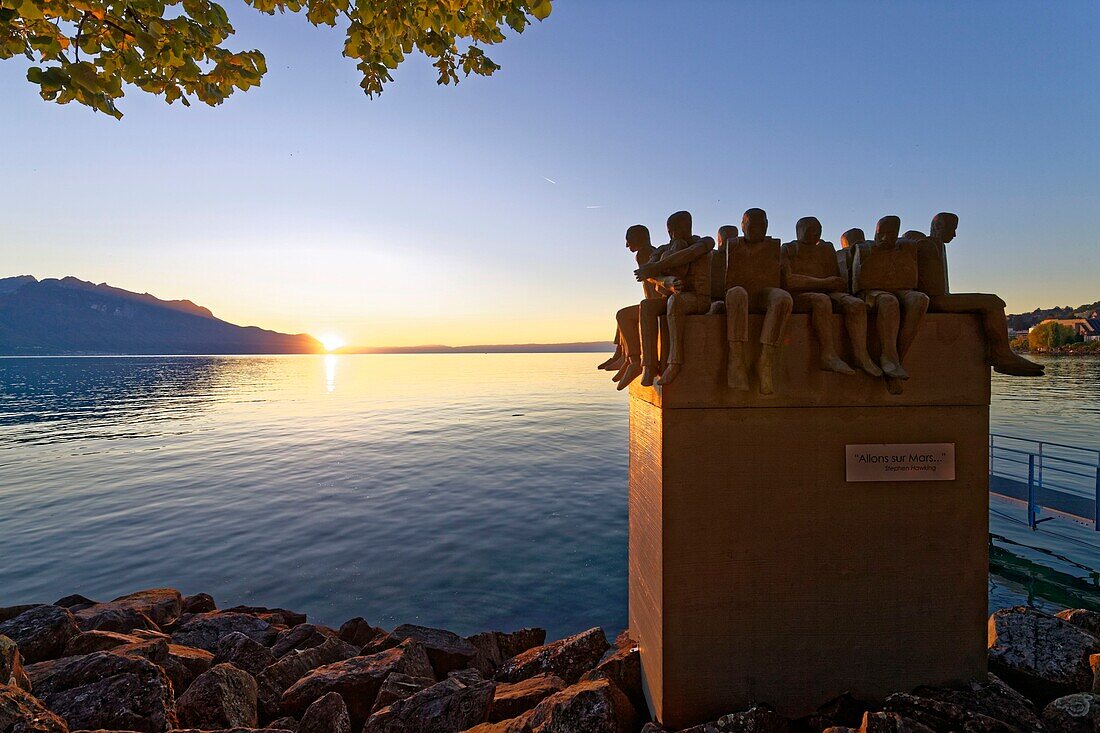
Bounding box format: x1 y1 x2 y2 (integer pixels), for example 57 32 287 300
1 353 1099 637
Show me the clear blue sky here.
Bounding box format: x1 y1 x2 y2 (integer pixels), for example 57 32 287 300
2 1 1098 346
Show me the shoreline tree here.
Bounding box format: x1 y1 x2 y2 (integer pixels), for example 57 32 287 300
0 0 551 118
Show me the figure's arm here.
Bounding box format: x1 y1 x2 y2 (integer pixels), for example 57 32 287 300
786 273 848 293
634 237 714 281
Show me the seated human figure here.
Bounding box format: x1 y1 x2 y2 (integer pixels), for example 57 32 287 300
906 213 1043 377
709 208 792 394
709 225 738 301
633 211 714 387
598 225 658 389
852 216 930 381
781 217 880 376
837 227 865 293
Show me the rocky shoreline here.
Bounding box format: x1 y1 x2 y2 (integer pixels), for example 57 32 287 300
2 590 1100 732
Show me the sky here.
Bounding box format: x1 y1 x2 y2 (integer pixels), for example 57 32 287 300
2 1 1099 347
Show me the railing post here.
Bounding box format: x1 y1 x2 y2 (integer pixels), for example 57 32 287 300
1028 454 1037 530
1038 442 1044 491
1094 465 1099 532
989 435 994 475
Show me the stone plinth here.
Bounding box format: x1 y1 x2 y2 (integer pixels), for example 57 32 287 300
628 313 990 729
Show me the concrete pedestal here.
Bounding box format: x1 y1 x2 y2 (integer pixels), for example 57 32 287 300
628 313 990 729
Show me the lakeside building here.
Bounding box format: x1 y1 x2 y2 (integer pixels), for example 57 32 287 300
1029 315 1100 342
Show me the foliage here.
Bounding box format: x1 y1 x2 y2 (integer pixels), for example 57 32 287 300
1 0 552 117
1027 321 1079 352
1009 335 1029 352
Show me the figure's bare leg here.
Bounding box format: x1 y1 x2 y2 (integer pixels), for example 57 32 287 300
930 294 1044 376
639 298 666 387
800 292 854 374
725 286 750 390
757 288 792 395
897 290 929 363
832 293 881 377
657 294 688 386
659 316 670 374
598 325 624 371
611 306 641 384
872 292 907 380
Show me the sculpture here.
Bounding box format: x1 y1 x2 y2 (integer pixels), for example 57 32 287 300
781 217 881 376
852 216 929 381
711 208 792 394
710 225 738 300
909 214 1044 377
633 211 714 387
837 227 865 293
598 225 658 389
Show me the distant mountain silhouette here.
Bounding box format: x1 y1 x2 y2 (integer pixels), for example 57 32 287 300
340 341 615 354
1008 299 1100 331
0 276 321 355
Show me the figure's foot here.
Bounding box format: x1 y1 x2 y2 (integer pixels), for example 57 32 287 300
884 376 904 395
615 362 642 391
640 366 657 388
726 342 750 391
880 358 909 380
757 345 778 396
598 353 624 371
992 352 1045 376
612 359 630 382
821 355 856 375
855 355 883 377
656 364 681 386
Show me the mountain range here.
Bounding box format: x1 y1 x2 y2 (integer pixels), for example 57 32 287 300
0 276 321 355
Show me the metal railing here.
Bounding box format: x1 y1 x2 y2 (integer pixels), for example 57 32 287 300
989 433 1100 531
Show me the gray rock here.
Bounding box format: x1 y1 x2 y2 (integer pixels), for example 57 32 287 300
1058 610 1100 640
182 593 217 614
581 639 643 716
884 692 1020 733
525 677 638 733
363 675 495 733
0 606 43 625
271 624 334 658
299 691 351 733
33 650 177 732
176 662 258 729
0 606 80 663
215 632 279 677
281 642 434 726
859 712 935 733
370 673 435 714
172 612 276 653
0 682 68 732
906 674 1043 732
989 606 1100 704
496 628 610 685
369 624 479 678
74 588 182 630
76 607 159 634
337 617 386 648
255 637 360 719
467 629 547 676
268 717 300 731
63 630 142 656
1042 693 1100 733
53 594 97 611
0 635 32 691
489 674 565 722
225 606 307 628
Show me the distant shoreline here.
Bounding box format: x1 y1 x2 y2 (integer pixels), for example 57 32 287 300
0 345 617 358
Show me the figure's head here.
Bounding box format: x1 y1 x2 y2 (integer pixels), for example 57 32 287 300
741 208 768 243
902 230 925 241
625 224 651 252
930 212 959 243
667 211 692 241
875 216 901 245
795 216 822 244
716 225 738 249
840 228 866 249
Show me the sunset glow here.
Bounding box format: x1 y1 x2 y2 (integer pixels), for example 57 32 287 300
318 334 346 352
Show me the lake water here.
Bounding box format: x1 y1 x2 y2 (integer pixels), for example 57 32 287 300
2 353 1099 639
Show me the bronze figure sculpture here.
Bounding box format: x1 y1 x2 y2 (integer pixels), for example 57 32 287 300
633 211 714 387
711 208 791 394
781 217 881 376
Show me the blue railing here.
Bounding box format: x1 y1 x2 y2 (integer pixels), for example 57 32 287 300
989 433 1100 531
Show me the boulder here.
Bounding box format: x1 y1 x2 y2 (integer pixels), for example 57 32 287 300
883 692 1019 733
168 728 295 732
362 675 495 733
489 674 565 722
822 728 858 733
464 714 534 733
76 607 159 634
906 674 1043 732
1057 609 1100 639
53 595 97 611
271 625 334 659
467 629 547 675
677 705 789 733
75 589 182 631
299 691 352 733
496 628 609 685
812 693 874 730
214 632 279 677
989 606 1100 703
172 612 276 653
64 630 142 656
1041 693 1100 733
371 673 435 714
255 637 360 719
268 717 300 731
369 625 479 678
337 617 386 648
581 641 643 716
176 663 258 729
0 606 43 625
182 593 217 614
0 682 68 733
524 678 637 733
1093 655 1100 694
164 644 215 692
0 635 31 691
225 607 307 628
0 606 80 663
32 650 176 732
280 642 434 725
858 712 934 733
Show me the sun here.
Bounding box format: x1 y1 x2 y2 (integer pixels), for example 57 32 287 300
318 334 346 353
